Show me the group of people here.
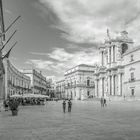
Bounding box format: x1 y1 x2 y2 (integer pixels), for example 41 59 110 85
1 98 20 112
62 99 72 113
1 97 46 111
21 98 45 105
100 97 107 107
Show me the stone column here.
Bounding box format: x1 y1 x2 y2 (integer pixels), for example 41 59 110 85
111 75 114 96
118 73 122 96
107 47 110 64
113 45 116 62
98 78 102 97
102 78 104 97
99 77 104 97
114 46 117 62
108 76 111 95
101 51 104 66
95 79 98 97
109 47 111 63
114 75 116 95
111 46 113 63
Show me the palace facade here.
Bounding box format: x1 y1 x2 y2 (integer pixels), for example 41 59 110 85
22 69 47 95
95 31 140 99
64 64 95 100
123 46 140 98
56 79 65 99
55 31 140 101
4 59 31 99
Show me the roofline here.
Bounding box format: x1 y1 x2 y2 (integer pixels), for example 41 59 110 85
65 64 95 72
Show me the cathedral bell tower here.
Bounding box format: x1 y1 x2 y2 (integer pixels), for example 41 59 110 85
115 31 134 60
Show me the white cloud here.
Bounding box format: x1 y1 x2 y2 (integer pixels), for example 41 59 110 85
5 9 13 15
29 52 47 56
39 0 140 44
26 47 99 76
48 47 99 66
26 59 53 70
48 48 73 62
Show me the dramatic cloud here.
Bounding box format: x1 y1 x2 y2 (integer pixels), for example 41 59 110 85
5 9 13 15
30 0 140 78
26 59 54 70
48 48 73 62
39 0 140 44
27 47 99 78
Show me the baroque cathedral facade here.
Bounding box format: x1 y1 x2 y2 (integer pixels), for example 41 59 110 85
94 31 140 99
55 30 140 100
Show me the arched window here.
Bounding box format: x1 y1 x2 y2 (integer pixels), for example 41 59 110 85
121 43 128 54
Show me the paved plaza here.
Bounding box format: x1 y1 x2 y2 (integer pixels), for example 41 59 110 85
0 100 140 140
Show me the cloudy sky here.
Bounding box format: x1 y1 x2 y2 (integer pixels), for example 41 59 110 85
3 0 140 79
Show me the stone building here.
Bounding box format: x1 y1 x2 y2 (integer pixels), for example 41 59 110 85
46 77 56 98
55 79 65 99
23 69 47 94
65 64 95 100
4 59 31 99
95 31 140 99
123 46 140 98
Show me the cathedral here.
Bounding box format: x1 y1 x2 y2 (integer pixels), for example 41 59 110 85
94 31 140 100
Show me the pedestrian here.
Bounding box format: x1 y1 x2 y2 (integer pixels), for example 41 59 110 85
124 95 125 100
0 102 3 112
100 97 104 107
68 99 72 112
104 98 107 107
62 100 66 113
3 99 9 111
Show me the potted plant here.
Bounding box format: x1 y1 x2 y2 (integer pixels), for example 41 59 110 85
8 99 19 116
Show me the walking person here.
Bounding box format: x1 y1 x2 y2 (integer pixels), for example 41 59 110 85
62 100 66 113
104 98 107 107
68 99 72 112
100 97 104 107
3 99 9 111
0 102 3 112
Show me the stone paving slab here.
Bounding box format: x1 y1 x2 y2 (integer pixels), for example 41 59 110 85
0 101 140 140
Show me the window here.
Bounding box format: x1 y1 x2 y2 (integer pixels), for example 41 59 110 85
121 43 128 54
130 54 134 62
130 72 134 81
131 89 134 96
87 79 90 86
113 45 115 62
87 91 90 96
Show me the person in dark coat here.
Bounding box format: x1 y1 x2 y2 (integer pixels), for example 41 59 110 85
68 100 72 112
100 97 104 107
3 99 9 111
62 100 66 113
104 98 107 107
